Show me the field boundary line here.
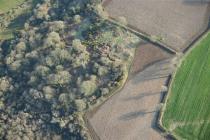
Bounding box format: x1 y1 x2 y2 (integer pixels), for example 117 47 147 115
105 17 177 55
83 41 138 140
83 60 130 140
103 0 210 53
157 30 210 140
182 4 210 53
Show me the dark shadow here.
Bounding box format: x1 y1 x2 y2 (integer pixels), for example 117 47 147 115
132 74 169 85
8 0 42 30
8 13 31 30
131 58 173 84
131 70 171 84
149 76 175 140
1 0 43 41
183 0 210 5
123 92 161 101
151 110 175 140
151 111 160 130
118 110 156 121
136 40 148 47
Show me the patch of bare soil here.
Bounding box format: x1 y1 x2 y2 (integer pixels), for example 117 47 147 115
130 41 172 76
88 58 174 140
103 0 210 51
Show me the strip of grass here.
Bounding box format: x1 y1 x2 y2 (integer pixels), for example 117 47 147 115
162 32 210 140
0 0 26 13
0 0 31 40
0 30 13 40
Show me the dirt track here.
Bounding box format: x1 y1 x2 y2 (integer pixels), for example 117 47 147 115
88 58 174 140
103 0 210 51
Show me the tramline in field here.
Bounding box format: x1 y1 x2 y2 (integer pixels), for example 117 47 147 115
162 32 210 140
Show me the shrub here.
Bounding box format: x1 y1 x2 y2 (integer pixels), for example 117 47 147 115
80 79 97 96
74 99 86 111
0 77 10 92
48 70 71 86
45 31 61 47
43 86 56 100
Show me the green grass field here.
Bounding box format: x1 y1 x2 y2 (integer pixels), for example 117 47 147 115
0 30 14 40
0 0 30 40
0 0 26 13
162 32 210 140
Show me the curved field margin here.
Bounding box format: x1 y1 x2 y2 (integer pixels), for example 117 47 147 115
87 41 174 140
161 31 210 140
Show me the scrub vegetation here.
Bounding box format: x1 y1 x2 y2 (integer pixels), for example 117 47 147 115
0 0 139 139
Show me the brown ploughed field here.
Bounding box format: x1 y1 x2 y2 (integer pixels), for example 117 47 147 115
130 41 172 76
103 0 210 51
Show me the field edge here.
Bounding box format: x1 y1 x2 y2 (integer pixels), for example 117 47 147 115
158 30 210 140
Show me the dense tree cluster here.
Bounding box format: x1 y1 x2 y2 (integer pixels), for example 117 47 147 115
0 0 139 139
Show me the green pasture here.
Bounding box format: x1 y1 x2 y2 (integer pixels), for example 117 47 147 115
162 32 210 140
0 0 30 40
0 0 26 13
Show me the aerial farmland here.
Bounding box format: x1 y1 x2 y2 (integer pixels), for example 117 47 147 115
0 0 210 140
103 0 210 51
162 32 210 140
88 0 210 140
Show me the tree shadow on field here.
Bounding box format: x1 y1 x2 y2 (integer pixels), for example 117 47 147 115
118 109 156 121
150 111 175 140
137 40 148 47
131 59 172 84
183 0 210 5
8 12 31 30
123 92 161 101
2 0 43 40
